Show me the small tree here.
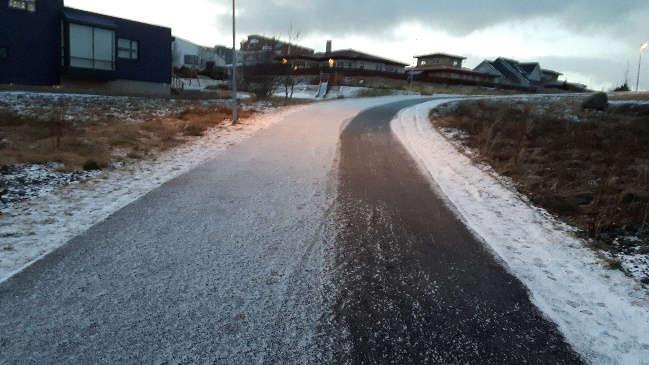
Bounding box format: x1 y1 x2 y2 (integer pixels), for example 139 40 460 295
613 83 630 92
282 23 302 101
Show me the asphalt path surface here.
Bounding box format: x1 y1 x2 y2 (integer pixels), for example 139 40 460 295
331 99 581 363
0 97 581 363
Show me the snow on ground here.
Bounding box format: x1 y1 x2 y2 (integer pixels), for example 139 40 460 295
274 83 411 100
392 99 649 364
0 105 306 282
0 91 223 123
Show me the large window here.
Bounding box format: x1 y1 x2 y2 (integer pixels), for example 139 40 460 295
69 23 115 71
118 38 138 60
8 0 35 12
184 54 200 66
0 47 7 61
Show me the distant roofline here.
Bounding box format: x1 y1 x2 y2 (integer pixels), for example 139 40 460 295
244 34 315 53
319 49 409 67
415 53 466 60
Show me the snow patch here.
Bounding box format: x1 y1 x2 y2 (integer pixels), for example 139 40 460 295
392 100 649 364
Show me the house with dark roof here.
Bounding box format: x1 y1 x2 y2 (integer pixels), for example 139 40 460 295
409 53 496 86
475 58 533 88
280 43 408 75
1 0 173 95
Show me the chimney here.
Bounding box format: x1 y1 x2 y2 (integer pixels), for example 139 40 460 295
326 40 332 54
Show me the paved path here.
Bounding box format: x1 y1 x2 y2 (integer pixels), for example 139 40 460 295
0 97 581 364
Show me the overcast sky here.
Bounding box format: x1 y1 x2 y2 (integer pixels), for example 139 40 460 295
65 0 649 90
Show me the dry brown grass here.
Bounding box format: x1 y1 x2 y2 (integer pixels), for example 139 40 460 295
609 92 649 101
432 98 649 250
0 105 256 170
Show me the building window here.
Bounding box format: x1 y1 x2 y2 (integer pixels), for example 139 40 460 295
68 23 115 71
8 0 35 12
118 38 138 60
184 54 200 66
0 47 7 61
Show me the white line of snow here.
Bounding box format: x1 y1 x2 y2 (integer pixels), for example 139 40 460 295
0 105 306 283
391 99 649 364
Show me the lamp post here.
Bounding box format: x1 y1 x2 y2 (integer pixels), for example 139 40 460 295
231 0 238 124
636 42 648 92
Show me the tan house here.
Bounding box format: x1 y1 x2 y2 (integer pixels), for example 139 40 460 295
410 53 496 85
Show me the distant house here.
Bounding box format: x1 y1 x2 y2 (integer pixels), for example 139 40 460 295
240 34 315 65
172 37 226 72
475 58 586 91
282 42 408 75
541 69 563 84
410 53 496 85
1 1 173 95
475 58 533 88
320 49 408 74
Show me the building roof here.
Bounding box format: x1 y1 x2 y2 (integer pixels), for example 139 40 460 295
519 62 540 75
415 53 466 60
319 49 409 67
492 58 530 86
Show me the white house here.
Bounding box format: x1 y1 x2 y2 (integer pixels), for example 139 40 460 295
172 37 225 71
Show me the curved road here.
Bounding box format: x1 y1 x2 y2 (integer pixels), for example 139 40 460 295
0 97 580 363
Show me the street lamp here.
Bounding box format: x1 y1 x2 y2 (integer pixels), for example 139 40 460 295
231 0 238 124
636 42 648 92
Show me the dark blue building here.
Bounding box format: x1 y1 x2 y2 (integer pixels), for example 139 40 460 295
1 0 173 95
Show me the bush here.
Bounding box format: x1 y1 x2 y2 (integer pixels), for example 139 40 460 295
82 160 101 171
244 76 279 99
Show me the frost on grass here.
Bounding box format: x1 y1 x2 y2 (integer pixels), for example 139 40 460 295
430 97 649 283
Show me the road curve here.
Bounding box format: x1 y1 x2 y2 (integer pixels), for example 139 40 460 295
330 99 582 363
0 97 581 363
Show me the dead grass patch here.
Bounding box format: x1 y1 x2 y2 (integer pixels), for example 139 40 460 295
432 98 649 251
0 105 257 170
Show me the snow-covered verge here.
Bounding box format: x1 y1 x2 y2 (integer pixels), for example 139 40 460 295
392 100 649 364
0 105 305 282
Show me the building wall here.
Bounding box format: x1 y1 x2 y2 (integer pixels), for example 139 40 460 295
0 0 64 85
330 59 404 74
61 77 170 96
104 14 172 84
417 56 462 68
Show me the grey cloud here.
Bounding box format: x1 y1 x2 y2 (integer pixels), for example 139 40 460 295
216 0 648 39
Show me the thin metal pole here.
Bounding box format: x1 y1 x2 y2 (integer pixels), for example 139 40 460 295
231 0 238 123
637 52 643 92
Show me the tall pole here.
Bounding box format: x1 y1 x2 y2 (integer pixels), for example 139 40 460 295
231 0 238 124
637 52 643 92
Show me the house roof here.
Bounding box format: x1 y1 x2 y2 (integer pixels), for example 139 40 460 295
492 58 530 85
519 62 540 74
319 49 409 67
415 53 466 60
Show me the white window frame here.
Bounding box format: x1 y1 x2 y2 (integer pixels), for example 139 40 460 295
118 38 138 60
8 0 35 12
